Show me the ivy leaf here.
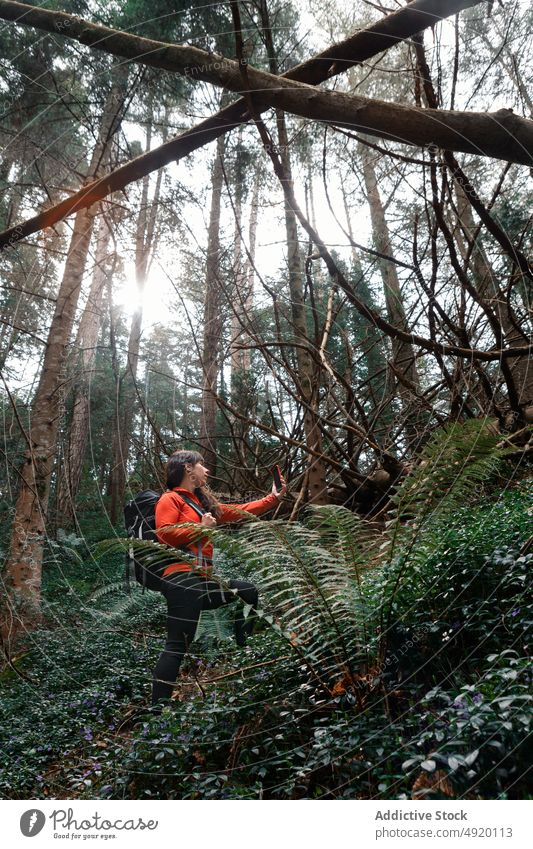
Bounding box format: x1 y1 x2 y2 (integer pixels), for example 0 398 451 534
465 750 479 766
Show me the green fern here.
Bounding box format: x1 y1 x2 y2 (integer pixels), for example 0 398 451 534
94 422 510 692
378 420 507 635
194 608 233 642
211 519 371 689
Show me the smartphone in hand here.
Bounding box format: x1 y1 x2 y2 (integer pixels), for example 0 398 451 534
271 464 282 490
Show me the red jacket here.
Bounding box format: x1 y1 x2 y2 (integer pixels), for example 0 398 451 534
155 487 279 577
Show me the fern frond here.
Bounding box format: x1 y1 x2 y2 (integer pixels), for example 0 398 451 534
212 515 370 686
90 581 129 602
379 420 506 633
96 535 197 569
390 420 502 538
194 608 233 642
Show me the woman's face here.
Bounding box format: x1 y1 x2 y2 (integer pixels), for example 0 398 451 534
189 461 209 487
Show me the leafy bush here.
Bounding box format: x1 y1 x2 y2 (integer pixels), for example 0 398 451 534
401 652 532 799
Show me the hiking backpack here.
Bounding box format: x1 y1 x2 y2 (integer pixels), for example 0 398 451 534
124 490 164 591
124 489 205 591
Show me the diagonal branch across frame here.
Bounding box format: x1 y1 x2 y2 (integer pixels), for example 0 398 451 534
0 0 503 251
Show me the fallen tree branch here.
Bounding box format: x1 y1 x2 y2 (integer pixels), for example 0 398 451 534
0 0 498 250
1 2 528 167
0 0 485 85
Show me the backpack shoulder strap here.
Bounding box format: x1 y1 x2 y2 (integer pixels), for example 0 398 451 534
170 491 205 520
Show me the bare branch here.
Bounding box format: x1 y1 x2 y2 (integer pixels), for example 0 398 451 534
0 0 504 251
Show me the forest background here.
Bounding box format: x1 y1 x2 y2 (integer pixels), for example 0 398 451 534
0 0 531 801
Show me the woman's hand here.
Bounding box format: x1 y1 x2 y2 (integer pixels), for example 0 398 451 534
201 512 217 528
272 475 287 499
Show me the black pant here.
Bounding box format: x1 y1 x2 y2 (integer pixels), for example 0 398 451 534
152 573 258 704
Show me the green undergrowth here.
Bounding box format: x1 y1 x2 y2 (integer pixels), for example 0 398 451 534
0 476 531 800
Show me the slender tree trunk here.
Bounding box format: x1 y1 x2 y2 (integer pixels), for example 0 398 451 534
341 183 392 429
230 160 260 384
3 205 96 627
199 115 227 475
229 154 259 491
260 0 328 504
280 128 329 503
244 164 261 302
230 140 247 377
341 182 367 285
55 212 112 528
1 64 129 644
109 116 163 523
454 181 533 408
1 160 22 229
359 142 421 405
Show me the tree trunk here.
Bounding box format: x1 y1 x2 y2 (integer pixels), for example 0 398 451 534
244 164 261 301
259 0 328 504
359 142 421 405
3 204 95 628
230 138 249 378
109 116 163 524
229 154 259 491
454 180 533 408
199 97 228 476
341 182 392 431
1 64 129 644
55 212 112 529
230 159 260 377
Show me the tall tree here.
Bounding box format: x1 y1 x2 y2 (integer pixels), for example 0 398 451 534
257 0 328 504
54 210 113 529
108 108 164 524
359 142 421 419
199 124 227 476
1 61 130 643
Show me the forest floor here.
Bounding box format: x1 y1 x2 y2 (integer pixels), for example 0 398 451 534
1 475 532 800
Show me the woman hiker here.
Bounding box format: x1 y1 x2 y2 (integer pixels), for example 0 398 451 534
152 449 286 706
